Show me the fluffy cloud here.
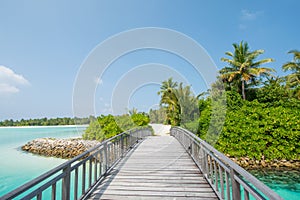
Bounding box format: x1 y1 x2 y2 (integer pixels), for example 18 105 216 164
0 65 30 94
239 9 264 30
241 9 263 21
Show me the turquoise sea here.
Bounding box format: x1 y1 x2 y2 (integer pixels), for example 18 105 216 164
0 126 299 199
0 125 86 197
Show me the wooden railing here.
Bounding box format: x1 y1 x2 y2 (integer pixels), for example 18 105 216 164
171 127 283 200
1 127 152 200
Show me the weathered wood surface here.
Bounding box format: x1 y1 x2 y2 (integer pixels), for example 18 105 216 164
86 136 218 200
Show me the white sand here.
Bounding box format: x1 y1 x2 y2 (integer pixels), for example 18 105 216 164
149 123 171 136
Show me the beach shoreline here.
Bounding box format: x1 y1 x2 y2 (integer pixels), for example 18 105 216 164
0 124 89 129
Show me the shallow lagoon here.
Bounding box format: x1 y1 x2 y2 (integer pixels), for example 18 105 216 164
0 126 86 196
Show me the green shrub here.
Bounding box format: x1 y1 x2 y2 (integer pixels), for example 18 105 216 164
131 113 150 126
82 113 150 141
216 101 300 160
196 91 300 160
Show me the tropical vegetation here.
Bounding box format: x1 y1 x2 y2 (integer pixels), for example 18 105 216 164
220 41 274 100
157 78 198 126
155 41 300 161
82 112 150 141
282 50 300 99
0 116 93 126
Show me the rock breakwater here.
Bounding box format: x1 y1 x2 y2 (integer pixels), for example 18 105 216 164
228 155 300 171
22 138 100 159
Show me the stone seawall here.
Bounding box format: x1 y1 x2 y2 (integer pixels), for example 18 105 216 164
229 156 300 171
22 138 100 159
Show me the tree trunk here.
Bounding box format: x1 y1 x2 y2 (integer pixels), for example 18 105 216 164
242 80 246 100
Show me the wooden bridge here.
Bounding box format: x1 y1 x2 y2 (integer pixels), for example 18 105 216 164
1 126 283 200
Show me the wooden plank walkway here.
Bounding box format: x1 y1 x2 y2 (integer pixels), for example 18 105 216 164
86 136 218 200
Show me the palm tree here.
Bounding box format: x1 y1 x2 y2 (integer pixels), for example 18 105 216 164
282 50 300 88
128 108 138 116
174 83 198 124
158 78 179 125
220 41 274 100
157 78 178 96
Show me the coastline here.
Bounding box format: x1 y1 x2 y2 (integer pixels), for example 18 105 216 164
229 156 300 171
0 124 89 129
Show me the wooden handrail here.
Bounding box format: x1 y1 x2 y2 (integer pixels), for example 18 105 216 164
0 127 152 200
170 126 283 200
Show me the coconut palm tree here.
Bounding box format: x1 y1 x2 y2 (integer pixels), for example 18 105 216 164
158 78 178 96
161 91 180 125
158 78 179 125
220 41 274 100
282 50 300 99
282 50 300 88
174 83 198 124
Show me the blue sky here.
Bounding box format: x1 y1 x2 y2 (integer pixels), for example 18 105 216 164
0 0 299 120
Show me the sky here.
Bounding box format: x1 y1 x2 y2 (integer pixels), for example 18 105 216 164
0 0 299 120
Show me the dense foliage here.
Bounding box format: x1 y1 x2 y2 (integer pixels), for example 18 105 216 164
157 78 198 126
0 116 93 126
82 113 150 141
157 42 300 161
149 107 167 124
197 91 300 160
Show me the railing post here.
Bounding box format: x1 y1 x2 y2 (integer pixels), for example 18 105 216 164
230 168 241 200
120 134 124 157
201 148 207 174
103 142 108 172
62 163 71 200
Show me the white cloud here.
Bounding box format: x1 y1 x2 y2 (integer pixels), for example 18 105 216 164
241 9 263 21
239 9 264 30
0 65 30 94
0 83 19 94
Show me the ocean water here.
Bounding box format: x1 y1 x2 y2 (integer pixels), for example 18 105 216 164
0 126 86 196
0 126 299 199
250 169 300 200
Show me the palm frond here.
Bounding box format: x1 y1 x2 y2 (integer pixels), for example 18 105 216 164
252 58 274 67
225 51 234 57
282 62 299 72
288 50 300 61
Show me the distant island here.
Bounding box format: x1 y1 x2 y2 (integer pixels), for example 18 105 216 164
0 116 95 127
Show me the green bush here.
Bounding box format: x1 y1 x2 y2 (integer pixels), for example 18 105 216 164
181 120 199 134
131 113 150 126
82 113 150 141
197 91 300 160
216 100 300 160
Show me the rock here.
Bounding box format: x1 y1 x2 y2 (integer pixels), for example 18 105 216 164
261 160 267 167
22 138 101 159
228 156 300 171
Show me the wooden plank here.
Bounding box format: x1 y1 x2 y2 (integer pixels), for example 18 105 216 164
110 173 203 177
98 182 212 188
98 195 218 200
106 176 205 180
93 185 214 192
85 136 218 200
93 190 217 197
